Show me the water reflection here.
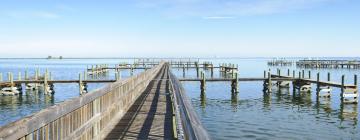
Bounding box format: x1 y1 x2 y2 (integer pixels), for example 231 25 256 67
231 93 238 111
339 103 358 126
262 90 271 110
200 91 206 109
315 96 332 115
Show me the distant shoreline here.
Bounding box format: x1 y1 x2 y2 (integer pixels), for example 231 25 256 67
0 57 359 60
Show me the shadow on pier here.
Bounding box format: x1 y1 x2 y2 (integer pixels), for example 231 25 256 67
102 66 173 139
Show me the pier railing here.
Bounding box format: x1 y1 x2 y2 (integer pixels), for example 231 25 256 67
0 62 165 140
169 69 211 140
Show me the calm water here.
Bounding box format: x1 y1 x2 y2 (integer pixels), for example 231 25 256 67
0 58 359 140
0 59 142 126
172 58 359 140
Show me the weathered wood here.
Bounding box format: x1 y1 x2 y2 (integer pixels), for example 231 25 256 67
0 62 165 140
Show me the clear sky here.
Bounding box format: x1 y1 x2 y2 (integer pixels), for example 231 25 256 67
0 0 359 58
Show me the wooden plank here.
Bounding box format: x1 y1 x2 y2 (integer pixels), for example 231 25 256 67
0 63 165 140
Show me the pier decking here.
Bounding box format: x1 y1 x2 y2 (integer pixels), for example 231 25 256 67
101 65 173 139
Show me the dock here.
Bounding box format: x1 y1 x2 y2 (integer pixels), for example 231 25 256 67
0 60 358 140
0 62 210 140
296 59 360 69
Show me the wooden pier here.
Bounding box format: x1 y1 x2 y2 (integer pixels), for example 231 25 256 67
0 62 210 140
296 60 360 69
268 59 293 66
0 60 358 140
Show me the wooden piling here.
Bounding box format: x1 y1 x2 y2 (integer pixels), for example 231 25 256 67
308 71 311 79
354 74 358 86
200 71 206 93
267 71 272 93
278 69 281 76
196 62 199 78
232 73 239 93
287 69 290 76
25 70 28 80
264 70 266 78
327 72 331 81
341 75 345 93
302 70 305 78
183 64 185 78
293 70 295 78
316 72 320 93
211 65 214 78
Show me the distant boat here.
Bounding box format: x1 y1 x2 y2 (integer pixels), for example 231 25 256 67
1 87 20 95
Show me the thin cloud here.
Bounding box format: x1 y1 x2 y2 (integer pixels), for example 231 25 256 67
6 11 60 19
134 0 334 17
202 16 236 19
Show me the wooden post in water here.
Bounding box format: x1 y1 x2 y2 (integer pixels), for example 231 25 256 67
308 71 311 79
316 72 320 94
200 71 206 94
264 70 266 78
267 71 272 93
341 75 345 93
232 73 239 93
302 70 305 78
183 64 185 78
354 74 358 87
211 65 214 78
327 72 331 81
25 70 28 80
287 69 290 76
293 70 295 78
196 62 199 78
278 69 281 76
34 69 38 90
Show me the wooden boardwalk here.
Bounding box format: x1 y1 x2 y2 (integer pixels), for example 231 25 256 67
101 65 174 139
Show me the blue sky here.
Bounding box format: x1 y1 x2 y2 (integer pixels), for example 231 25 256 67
0 0 359 57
